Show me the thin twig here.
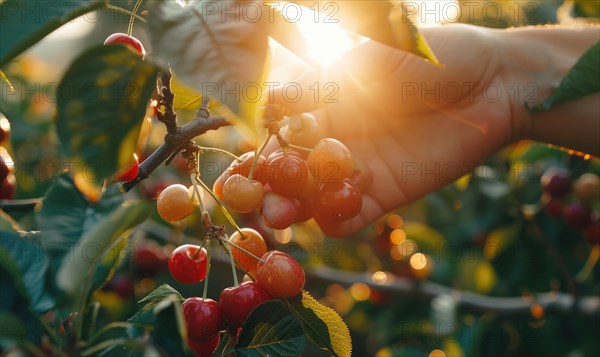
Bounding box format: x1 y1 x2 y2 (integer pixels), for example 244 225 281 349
121 114 230 191
135 222 600 317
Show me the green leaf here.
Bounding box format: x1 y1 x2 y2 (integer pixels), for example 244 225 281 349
129 284 183 326
138 284 184 305
55 46 159 185
35 175 124 266
388 5 442 67
55 201 149 310
0 245 46 345
0 0 105 67
88 235 130 295
534 41 600 111
150 297 190 357
147 0 270 143
127 288 190 356
309 1 441 66
0 211 54 314
286 291 351 357
236 300 306 356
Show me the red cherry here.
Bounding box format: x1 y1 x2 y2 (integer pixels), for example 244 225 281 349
134 244 167 278
182 298 222 341
540 168 572 198
104 33 146 57
260 192 299 230
267 149 306 162
219 281 271 327
562 203 592 229
229 228 268 276
187 334 220 357
230 151 269 185
314 181 362 221
544 196 564 218
307 138 354 184
293 196 314 223
168 245 207 284
256 251 305 298
267 154 309 197
103 273 135 299
223 174 265 213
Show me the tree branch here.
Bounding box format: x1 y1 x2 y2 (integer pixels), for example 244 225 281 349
138 220 600 317
120 70 231 192
121 114 230 192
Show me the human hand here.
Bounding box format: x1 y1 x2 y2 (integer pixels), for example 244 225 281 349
263 24 595 236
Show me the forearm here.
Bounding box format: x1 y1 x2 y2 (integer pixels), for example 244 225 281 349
498 26 600 156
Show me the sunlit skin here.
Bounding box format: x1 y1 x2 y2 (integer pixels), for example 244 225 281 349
265 24 600 237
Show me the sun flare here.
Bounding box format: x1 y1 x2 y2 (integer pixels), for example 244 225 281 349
275 3 356 66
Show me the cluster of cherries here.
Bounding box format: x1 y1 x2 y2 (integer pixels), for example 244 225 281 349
167 228 305 356
541 167 600 244
213 136 363 231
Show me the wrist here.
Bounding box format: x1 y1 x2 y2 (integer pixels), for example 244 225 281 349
496 26 599 153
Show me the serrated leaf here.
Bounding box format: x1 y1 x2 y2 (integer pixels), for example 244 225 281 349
534 41 600 111
0 211 54 314
0 0 105 67
36 175 124 266
126 290 190 356
286 291 351 357
138 284 183 305
129 284 183 326
55 201 150 310
147 0 270 144
55 46 159 185
236 300 306 356
388 5 442 67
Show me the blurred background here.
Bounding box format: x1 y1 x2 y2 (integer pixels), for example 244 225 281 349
1 1 599 356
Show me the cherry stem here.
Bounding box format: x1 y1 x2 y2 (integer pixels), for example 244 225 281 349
249 133 272 180
193 176 243 235
127 0 143 36
104 4 146 24
287 143 313 153
217 236 265 263
191 246 203 260
190 173 205 213
221 234 240 286
197 146 241 162
203 240 212 299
